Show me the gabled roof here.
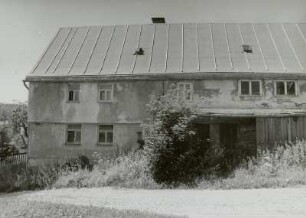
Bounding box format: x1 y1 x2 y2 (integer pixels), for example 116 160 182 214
28 23 306 79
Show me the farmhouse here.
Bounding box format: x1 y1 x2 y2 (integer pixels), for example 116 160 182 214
25 23 306 161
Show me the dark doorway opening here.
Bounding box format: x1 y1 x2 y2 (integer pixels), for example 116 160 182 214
195 124 210 141
220 123 238 148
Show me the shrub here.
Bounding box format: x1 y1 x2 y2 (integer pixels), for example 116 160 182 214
197 140 306 189
63 155 93 172
0 161 62 192
54 150 159 189
142 89 223 186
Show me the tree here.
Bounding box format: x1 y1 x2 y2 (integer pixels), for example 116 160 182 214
11 103 28 148
142 88 222 186
0 127 18 159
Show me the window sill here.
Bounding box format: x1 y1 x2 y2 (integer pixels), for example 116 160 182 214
65 143 81 146
96 143 113 147
98 101 114 103
275 95 297 98
239 95 262 100
66 101 80 103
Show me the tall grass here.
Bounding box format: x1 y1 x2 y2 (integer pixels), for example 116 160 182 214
197 140 306 189
55 141 306 190
54 151 160 189
0 162 62 192
4 141 305 192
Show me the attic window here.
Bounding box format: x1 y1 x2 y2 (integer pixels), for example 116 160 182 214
242 44 252 53
134 48 144 55
68 84 80 102
151 17 165 23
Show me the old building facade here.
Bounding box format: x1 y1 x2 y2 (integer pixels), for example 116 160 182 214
25 23 306 160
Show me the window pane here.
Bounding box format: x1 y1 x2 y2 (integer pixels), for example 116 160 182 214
186 91 192 100
251 81 260 95
287 81 296 95
74 91 79 101
68 91 74 101
185 84 191 90
106 91 112 100
107 132 113 143
100 91 105 101
75 131 81 143
99 132 106 143
276 81 285 95
67 131 75 143
241 81 250 95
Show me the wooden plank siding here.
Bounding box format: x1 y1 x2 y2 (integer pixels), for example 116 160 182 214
256 116 306 149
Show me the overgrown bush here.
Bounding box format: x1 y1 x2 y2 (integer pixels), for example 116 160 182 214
63 155 93 172
54 150 159 189
197 140 306 189
142 89 223 186
0 162 62 192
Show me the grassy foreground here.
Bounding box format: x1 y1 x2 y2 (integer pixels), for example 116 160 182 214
2 141 306 192
0 194 181 218
55 141 306 190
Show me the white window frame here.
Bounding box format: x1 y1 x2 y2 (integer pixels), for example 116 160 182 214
67 84 80 102
66 124 82 145
98 84 114 102
239 80 262 96
97 125 114 145
274 80 298 97
177 82 194 101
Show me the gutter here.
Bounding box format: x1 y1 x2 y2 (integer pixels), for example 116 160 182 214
23 80 29 90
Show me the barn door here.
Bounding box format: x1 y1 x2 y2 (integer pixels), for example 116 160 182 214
220 123 237 148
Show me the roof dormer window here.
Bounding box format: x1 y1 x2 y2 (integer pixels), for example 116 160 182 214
151 17 165 24
242 44 253 53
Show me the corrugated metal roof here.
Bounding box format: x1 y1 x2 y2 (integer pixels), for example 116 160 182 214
28 23 306 77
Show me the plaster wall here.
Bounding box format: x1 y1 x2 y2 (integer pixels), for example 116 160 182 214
28 78 306 159
28 122 141 160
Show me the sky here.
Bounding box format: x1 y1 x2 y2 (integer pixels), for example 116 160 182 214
1 0 306 103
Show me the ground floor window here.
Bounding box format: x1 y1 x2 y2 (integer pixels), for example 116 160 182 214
66 124 82 144
98 125 113 145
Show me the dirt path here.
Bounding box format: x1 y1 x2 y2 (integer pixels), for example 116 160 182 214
17 187 306 218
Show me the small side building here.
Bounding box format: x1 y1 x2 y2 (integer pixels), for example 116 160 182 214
25 23 306 161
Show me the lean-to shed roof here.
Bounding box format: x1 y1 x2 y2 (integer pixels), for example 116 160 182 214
27 23 306 79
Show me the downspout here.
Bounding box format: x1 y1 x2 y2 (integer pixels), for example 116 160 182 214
23 80 29 90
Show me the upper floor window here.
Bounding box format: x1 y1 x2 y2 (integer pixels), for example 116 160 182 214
98 125 113 145
177 83 193 100
99 84 114 102
239 80 261 96
66 124 81 144
275 81 297 96
68 84 80 102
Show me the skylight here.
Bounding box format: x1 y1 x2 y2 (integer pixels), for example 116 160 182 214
151 17 166 24
242 44 253 53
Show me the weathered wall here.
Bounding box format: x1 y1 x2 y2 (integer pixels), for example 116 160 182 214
256 116 306 149
28 81 163 123
28 78 306 159
165 79 306 109
28 122 141 160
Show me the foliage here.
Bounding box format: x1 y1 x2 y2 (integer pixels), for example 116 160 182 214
11 103 28 148
63 154 93 172
0 103 19 121
0 128 18 159
142 89 223 186
55 150 159 189
0 162 62 192
197 140 306 189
